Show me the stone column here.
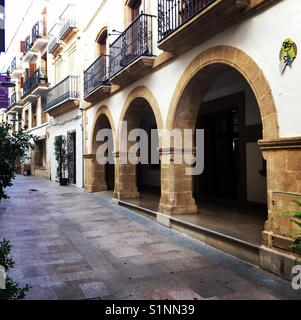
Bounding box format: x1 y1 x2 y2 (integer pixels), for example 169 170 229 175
259 138 301 252
159 148 197 215
113 152 139 200
84 154 108 192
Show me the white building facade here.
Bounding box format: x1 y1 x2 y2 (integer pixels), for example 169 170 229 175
1 0 300 279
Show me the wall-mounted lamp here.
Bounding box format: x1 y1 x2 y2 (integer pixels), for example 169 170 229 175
109 29 123 37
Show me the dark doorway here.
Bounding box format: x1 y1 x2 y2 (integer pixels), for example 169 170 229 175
67 131 76 184
93 114 115 192
136 106 161 196
195 92 246 203
105 162 115 190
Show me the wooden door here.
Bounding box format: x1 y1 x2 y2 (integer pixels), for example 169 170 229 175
29 63 36 76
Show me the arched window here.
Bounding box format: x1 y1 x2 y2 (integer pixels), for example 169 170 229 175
96 28 108 56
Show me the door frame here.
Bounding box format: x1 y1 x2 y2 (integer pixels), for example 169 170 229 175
67 130 76 185
198 91 247 203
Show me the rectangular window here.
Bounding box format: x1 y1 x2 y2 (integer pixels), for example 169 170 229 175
31 102 37 128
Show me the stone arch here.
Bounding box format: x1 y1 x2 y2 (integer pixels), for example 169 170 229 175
116 86 164 150
95 27 108 56
159 46 279 216
91 105 116 153
114 86 163 200
166 45 279 141
96 27 108 42
85 105 115 193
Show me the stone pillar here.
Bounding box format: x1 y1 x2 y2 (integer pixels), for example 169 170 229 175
159 148 197 215
113 152 139 200
84 154 108 192
259 138 301 253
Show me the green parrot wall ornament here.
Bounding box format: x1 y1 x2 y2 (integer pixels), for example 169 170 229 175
279 38 297 73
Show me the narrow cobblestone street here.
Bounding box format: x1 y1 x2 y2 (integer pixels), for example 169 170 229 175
0 176 300 300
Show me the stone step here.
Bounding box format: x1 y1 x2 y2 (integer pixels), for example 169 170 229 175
116 199 260 266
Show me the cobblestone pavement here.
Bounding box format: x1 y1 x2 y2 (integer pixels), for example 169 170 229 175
0 176 300 300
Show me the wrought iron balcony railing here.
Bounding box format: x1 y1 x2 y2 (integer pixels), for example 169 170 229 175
59 4 77 40
59 19 77 40
48 36 61 53
109 13 154 78
10 92 17 106
9 91 23 108
158 0 216 41
45 75 80 111
48 23 63 54
84 55 108 97
22 68 48 97
11 57 17 71
21 35 31 55
32 20 47 44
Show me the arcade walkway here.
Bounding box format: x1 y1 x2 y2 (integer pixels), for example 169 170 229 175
0 176 299 300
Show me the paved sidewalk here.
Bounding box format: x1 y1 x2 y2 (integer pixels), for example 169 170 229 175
0 175 300 300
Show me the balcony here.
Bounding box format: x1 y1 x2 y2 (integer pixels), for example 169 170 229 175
59 19 77 42
22 35 37 63
21 36 31 55
109 14 155 87
84 55 110 103
21 68 49 103
6 91 24 115
45 75 80 117
10 56 23 79
31 20 48 52
59 4 78 42
157 0 249 54
48 36 63 55
48 23 64 55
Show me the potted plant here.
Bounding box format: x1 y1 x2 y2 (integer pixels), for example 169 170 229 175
54 136 68 186
283 199 301 255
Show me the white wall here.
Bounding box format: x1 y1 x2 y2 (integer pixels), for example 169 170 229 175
85 0 301 147
48 109 83 188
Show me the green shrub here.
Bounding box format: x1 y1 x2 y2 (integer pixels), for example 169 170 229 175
0 239 30 300
0 122 36 202
283 199 301 253
54 135 68 181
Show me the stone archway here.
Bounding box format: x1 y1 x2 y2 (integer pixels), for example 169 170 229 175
114 86 164 200
85 105 116 192
160 46 279 216
167 46 279 138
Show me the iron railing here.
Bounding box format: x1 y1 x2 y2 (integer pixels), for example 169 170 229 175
32 20 47 44
10 90 23 107
21 35 31 55
48 36 61 53
48 23 63 53
59 19 77 40
22 68 48 97
109 13 154 78
10 92 17 106
59 4 77 40
158 0 216 41
84 55 108 97
45 75 80 111
11 57 17 71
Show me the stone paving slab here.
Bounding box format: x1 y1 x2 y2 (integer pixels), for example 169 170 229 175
0 175 300 300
